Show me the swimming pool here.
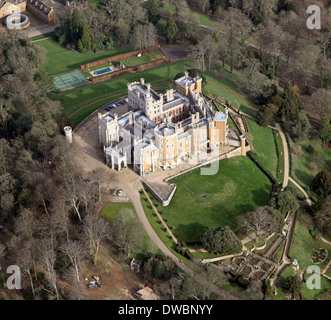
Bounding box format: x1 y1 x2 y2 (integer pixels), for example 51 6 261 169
92 66 113 76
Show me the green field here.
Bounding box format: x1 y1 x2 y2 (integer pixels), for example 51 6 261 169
53 60 193 117
100 201 161 258
289 212 331 271
204 70 258 118
35 38 134 76
291 138 331 196
159 157 273 242
288 211 331 299
246 118 278 179
100 202 136 223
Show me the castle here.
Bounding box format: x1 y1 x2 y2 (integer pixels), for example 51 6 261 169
98 72 246 176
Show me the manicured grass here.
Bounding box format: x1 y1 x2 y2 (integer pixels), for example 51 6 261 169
53 60 193 117
289 212 331 271
100 201 161 258
117 49 164 68
35 38 134 75
160 157 273 242
291 138 331 195
100 202 136 223
288 211 331 299
31 32 55 41
68 92 126 126
139 190 194 267
204 70 258 118
245 118 278 179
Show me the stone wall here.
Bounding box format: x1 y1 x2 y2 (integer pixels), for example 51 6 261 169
142 180 177 207
89 57 171 83
80 45 161 70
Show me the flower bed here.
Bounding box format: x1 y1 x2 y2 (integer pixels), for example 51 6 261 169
233 257 245 266
241 266 252 276
248 257 260 265
261 263 271 271
311 248 328 264
253 271 265 281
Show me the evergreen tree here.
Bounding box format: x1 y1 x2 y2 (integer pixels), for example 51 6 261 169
148 0 161 25
201 226 242 254
318 117 331 147
78 22 94 53
291 110 311 141
312 171 331 198
278 84 300 121
165 14 178 44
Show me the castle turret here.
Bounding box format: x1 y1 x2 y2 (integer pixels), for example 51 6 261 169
64 126 73 144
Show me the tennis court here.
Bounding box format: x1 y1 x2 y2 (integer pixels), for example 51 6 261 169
54 71 88 90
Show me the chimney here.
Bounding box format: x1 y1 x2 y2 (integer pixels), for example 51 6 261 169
129 111 134 125
166 89 174 101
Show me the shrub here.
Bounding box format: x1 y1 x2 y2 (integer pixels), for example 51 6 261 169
306 145 315 155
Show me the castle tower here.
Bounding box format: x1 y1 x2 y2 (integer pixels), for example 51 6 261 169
240 135 246 156
64 126 73 144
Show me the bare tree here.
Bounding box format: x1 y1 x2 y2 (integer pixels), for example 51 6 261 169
60 240 87 283
50 198 71 243
60 180 83 222
237 207 277 243
189 41 207 71
14 208 36 240
16 242 36 296
37 239 59 300
90 167 111 202
310 89 331 119
112 208 144 256
83 213 111 265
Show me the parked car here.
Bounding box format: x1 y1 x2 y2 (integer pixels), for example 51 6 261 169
120 101 125 105
111 188 115 194
116 102 121 106
117 189 123 196
84 178 91 183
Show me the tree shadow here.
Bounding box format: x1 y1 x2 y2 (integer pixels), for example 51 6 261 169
174 222 207 243
294 168 313 187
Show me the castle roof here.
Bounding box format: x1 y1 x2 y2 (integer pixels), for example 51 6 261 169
27 0 53 15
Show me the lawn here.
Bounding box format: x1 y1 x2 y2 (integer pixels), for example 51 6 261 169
100 201 161 258
246 118 278 180
291 138 331 196
288 211 331 299
100 202 136 223
203 70 258 118
116 49 164 68
289 212 331 271
53 60 193 117
35 38 134 76
159 156 273 242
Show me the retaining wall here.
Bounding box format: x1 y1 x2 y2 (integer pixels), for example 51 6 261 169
80 45 161 70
